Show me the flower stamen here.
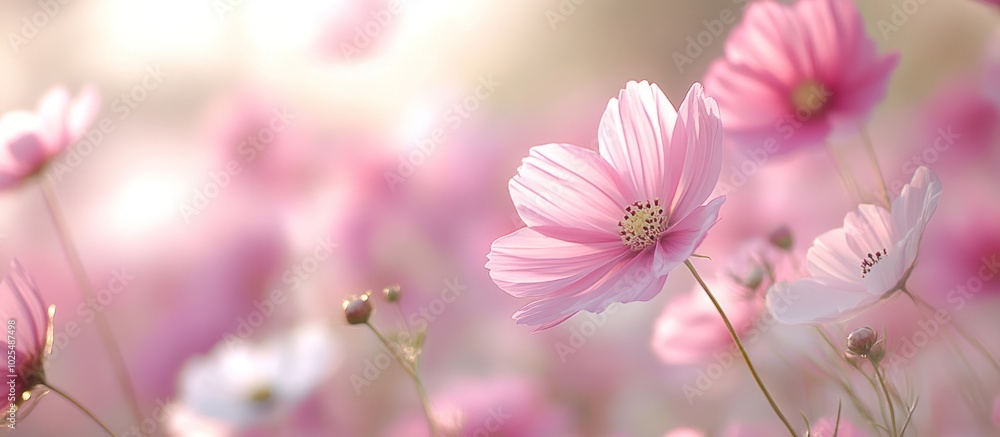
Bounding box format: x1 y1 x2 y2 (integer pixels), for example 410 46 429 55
618 199 667 251
860 248 887 278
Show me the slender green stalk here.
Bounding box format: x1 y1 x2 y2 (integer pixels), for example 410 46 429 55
39 178 144 425
45 384 116 436
685 260 796 436
899 398 919 436
365 322 436 437
872 363 897 437
860 128 891 208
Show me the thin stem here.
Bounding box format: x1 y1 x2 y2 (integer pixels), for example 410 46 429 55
899 397 919 436
45 383 117 436
365 322 436 437
825 141 862 203
861 128 891 208
39 178 144 425
873 363 897 437
684 260 796 436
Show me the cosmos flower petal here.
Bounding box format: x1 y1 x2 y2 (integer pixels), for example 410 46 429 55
767 278 875 324
891 166 942 241
843 204 893 258
668 84 724 221
487 227 629 298
703 0 898 153
512 251 666 329
509 143 630 234
598 80 676 201
805 227 858 283
654 196 725 276
66 86 100 144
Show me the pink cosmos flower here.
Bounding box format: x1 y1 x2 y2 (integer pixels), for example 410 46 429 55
703 0 899 154
0 260 54 417
487 81 725 329
766 167 941 324
652 238 793 364
0 86 99 189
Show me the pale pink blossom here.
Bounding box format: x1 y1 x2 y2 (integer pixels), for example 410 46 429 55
703 0 898 154
766 167 941 324
0 86 98 189
487 81 725 329
0 260 54 417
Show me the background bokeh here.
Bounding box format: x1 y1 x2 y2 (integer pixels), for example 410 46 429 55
1 0 999 435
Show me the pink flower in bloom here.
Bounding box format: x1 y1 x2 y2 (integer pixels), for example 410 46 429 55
0 87 99 189
766 167 941 324
703 0 899 154
487 81 724 329
0 260 54 417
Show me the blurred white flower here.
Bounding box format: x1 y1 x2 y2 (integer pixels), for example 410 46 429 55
176 322 338 429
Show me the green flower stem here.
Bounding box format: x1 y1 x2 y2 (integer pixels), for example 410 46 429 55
365 322 436 437
685 260 796 436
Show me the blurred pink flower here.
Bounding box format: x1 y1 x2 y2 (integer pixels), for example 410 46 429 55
0 86 98 189
0 260 54 416
703 0 898 154
766 167 941 324
487 81 725 330
382 377 569 437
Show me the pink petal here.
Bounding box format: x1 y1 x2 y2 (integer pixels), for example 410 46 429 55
653 277 758 364
667 84 724 221
487 227 628 298
598 80 675 202
509 143 630 235
654 196 725 275
0 260 47 358
67 86 101 144
806 227 860 285
766 277 875 324
511 251 666 329
36 87 71 150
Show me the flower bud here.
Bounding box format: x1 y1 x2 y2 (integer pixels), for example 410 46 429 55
846 327 879 357
343 292 374 325
383 284 401 302
768 226 794 251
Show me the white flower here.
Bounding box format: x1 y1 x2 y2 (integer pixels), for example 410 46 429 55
766 167 942 324
177 322 338 428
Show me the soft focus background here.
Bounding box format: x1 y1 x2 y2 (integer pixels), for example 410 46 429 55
1 0 999 435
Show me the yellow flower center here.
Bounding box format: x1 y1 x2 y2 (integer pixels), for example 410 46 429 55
618 199 667 251
790 79 831 119
248 386 274 404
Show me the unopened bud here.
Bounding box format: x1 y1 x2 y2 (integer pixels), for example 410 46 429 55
768 226 794 251
846 327 880 358
383 284 401 302
343 292 374 325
